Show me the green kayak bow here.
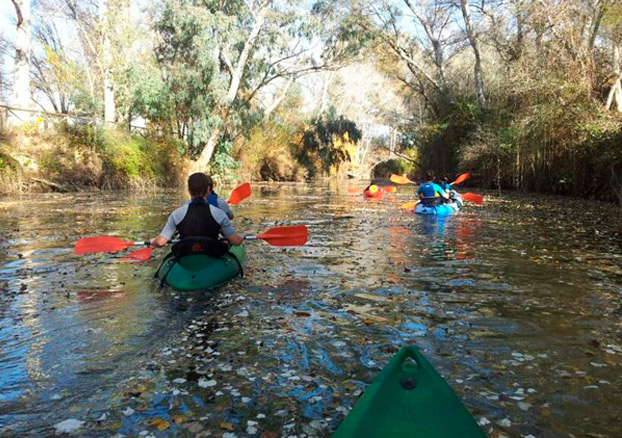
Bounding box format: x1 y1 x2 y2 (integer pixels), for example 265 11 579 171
333 346 486 438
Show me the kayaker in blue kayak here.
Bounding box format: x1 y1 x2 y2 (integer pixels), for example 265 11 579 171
205 176 235 220
437 175 452 204
150 173 244 248
417 172 448 205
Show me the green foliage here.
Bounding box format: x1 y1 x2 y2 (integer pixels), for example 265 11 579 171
33 123 185 189
373 158 411 178
58 121 108 151
117 62 171 123
0 149 19 172
210 138 240 182
294 107 362 177
236 87 308 181
155 1 222 152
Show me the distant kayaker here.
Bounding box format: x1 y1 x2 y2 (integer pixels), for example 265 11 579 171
150 172 244 248
205 176 235 220
417 172 448 205
437 175 452 203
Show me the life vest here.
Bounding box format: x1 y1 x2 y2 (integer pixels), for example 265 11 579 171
206 192 218 207
418 182 439 198
176 197 220 239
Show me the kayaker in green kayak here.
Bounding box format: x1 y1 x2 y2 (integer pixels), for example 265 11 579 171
205 176 235 220
150 172 244 249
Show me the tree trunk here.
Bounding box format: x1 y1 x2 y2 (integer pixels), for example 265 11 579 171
606 45 622 112
194 127 222 172
317 71 334 116
193 4 267 168
226 5 267 102
11 0 31 113
605 76 622 112
460 0 486 109
100 0 115 124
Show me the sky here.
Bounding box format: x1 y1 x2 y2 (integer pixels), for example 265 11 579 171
1 0 18 103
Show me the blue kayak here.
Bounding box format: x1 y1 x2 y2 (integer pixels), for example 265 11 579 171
415 192 463 215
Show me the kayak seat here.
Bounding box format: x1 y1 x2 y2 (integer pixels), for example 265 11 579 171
172 237 229 271
420 197 438 206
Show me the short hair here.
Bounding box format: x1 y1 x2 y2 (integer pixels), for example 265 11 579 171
426 171 435 181
188 173 213 197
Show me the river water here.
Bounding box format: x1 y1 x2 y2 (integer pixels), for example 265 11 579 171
0 182 620 437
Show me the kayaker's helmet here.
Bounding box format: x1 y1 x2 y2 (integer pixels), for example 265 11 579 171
369 185 379 193
426 171 435 181
439 175 448 183
188 173 214 197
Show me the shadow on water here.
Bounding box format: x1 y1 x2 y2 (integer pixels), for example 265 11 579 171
0 185 620 437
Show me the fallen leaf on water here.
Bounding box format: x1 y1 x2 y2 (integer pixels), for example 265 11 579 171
172 414 186 424
220 422 235 431
354 293 389 302
343 304 388 322
294 311 311 317
146 417 170 431
54 419 85 435
187 422 204 433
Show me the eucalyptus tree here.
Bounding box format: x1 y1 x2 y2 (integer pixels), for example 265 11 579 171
151 0 367 170
602 0 622 111
10 0 31 113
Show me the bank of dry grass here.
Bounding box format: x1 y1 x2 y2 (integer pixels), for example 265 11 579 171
0 123 188 195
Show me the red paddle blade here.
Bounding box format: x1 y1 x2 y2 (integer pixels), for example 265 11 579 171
257 225 308 246
383 186 397 193
462 192 483 204
227 182 252 205
451 172 470 186
75 236 134 255
390 174 414 185
123 247 156 261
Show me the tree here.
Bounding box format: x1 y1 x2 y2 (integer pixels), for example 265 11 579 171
99 0 115 123
458 0 486 109
323 59 407 175
0 30 8 102
152 0 367 171
31 18 75 113
603 0 622 111
352 0 462 117
294 108 362 177
10 0 31 112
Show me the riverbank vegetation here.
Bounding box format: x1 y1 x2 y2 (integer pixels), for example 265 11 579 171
0 124 185 193
1 1 621 202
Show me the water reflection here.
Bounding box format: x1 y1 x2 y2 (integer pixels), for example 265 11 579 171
0 185 620 437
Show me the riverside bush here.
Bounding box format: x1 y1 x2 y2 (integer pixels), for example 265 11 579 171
0 123 186 193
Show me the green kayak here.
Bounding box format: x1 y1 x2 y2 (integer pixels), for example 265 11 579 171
155 245 245 291
333 346 485 438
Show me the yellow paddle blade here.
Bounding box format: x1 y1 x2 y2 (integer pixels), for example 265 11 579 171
390 174 414 185
399 201 418 209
